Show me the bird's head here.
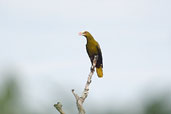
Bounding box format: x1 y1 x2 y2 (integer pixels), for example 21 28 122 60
79 31 91 38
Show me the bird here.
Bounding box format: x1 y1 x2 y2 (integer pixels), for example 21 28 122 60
79 31 103 78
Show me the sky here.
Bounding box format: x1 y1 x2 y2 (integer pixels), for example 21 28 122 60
0 0 171 112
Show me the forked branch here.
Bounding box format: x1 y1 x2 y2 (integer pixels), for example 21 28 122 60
54 56 98 114
72 55 98 114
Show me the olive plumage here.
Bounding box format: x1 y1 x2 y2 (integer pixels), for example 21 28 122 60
79 31 103 78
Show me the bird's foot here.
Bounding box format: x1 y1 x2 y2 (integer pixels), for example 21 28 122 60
90 66 94 72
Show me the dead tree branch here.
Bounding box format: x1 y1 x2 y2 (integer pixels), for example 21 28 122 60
54 102 65 114
54 56 98 114
72 55 98 114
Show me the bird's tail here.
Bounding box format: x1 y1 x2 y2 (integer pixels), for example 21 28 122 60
96 66 103 78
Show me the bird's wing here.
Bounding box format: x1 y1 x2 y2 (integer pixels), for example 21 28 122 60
86 45 94 64
96 44 103 68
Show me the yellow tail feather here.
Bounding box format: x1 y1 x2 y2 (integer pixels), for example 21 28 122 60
96 66 103 78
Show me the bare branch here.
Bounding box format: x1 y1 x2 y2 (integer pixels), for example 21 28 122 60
54 56 98 114
54 102 65 114
72 55 98 114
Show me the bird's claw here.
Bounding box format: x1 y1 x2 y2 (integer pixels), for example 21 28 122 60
90 66 94 72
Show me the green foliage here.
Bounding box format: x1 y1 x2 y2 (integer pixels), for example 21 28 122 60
0 77 171 114
0 78 25 114
144 95 171 114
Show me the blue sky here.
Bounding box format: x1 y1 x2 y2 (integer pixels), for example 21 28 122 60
0 0 171 112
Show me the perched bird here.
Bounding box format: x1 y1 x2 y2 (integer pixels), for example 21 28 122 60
79 31 103 78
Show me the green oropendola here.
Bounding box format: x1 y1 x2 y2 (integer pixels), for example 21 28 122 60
79 31 103 78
